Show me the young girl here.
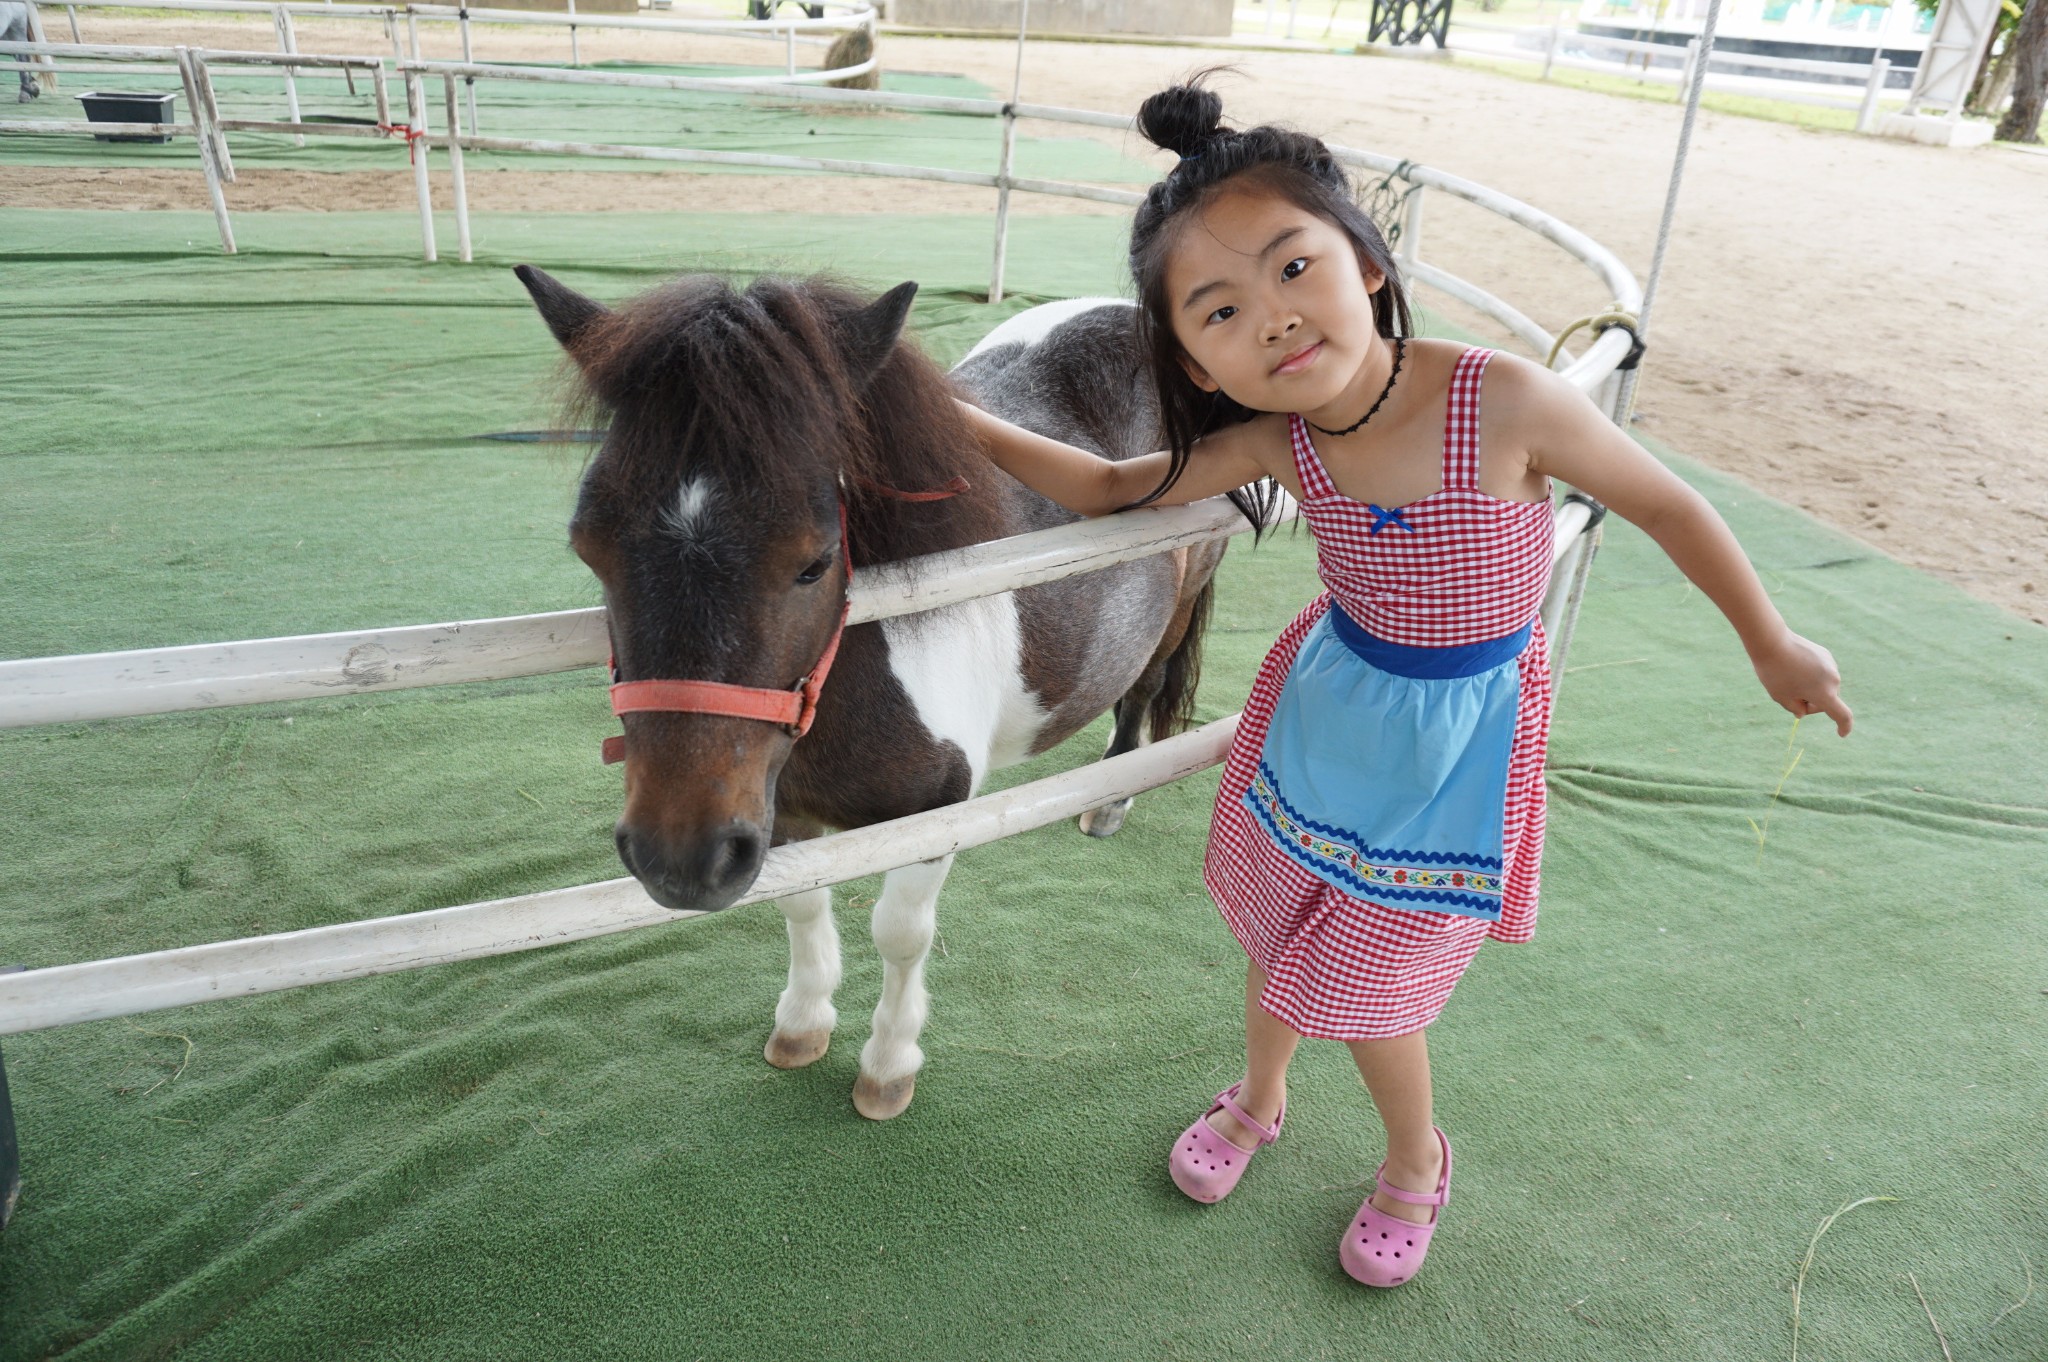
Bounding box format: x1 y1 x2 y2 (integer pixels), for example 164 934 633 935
956 78 1852 1287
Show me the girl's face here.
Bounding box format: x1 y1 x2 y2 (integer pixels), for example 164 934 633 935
1161 187 1386 419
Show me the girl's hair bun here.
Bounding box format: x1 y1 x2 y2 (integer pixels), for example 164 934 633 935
1136 78 1226 160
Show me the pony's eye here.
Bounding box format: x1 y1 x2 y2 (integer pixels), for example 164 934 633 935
1206 304 1237 326
1281 257 1308 281
796 553 833 585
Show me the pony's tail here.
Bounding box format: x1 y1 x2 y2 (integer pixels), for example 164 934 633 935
1147 575 1214 742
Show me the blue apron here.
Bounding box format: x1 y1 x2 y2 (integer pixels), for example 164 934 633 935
1242 602 1532 922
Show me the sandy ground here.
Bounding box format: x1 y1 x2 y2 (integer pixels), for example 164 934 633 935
15 15 2046 625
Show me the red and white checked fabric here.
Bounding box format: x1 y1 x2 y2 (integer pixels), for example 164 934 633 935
1202 348 1556 1041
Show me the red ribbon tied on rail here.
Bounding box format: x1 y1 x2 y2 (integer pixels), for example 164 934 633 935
377 122 427 165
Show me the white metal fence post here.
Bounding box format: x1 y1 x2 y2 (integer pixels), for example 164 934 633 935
988 105 1017 303
405 68 437 262
443 72 471 262
1856 54 1890 132
193 48 234 181
65 3 80 42
458 4 477 133
1542 22 1562 78
273 6 305 147
174 47 237 254
566 0 579 65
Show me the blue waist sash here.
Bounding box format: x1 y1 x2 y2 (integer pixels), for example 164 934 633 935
1327 603 1534 679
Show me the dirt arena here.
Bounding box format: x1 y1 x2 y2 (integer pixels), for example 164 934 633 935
15 14 2045 625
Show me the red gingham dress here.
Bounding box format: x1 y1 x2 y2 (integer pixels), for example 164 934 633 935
1203 348 1556 1040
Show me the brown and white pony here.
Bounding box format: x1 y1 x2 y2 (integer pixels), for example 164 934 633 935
515 267 1222 1119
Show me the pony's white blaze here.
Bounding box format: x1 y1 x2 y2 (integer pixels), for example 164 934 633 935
881 593 1046 790
963 297 1135 362
661 476 716 542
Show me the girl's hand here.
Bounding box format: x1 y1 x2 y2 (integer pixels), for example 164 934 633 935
1749 631 1853 736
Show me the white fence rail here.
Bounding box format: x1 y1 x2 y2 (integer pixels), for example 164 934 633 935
1504 22 1909 128
0 500 1600 1038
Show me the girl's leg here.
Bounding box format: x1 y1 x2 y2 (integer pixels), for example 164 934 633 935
1345 1028 1445 1227
1203 960 1302 1149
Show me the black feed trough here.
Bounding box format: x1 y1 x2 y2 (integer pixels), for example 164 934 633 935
76 90 179 143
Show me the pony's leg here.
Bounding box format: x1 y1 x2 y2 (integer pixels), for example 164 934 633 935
1079 545 1222 838
853 854 952 1120
765 885 839 1068
1077 695 1151 838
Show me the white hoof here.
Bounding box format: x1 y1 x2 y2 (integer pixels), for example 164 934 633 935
1078 798 1133 838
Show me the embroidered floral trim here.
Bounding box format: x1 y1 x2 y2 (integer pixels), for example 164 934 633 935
1247 770 1504 911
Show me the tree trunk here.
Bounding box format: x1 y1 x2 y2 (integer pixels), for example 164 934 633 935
1968 30 2017 114
1997 0 2048 141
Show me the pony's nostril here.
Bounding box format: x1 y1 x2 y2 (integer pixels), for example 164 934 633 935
614 826 639 878
710 827 764 889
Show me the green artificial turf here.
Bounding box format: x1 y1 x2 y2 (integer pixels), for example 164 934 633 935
0 208 2042 1362
0 62 1150 181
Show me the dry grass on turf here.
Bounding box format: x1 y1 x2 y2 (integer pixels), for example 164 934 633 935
0 207 2043 1362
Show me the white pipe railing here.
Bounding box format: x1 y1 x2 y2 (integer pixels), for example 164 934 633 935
0 498 1263 729
0 715 1238 1036
0 37 1641 396
1513 22 1909 125
0 504 1603 1037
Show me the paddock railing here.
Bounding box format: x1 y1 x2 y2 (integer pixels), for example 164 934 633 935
0 497 1601 1036
0 36 1642 410
3 24 1633 1037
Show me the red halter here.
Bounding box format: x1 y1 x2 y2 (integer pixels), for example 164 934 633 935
600 477 969 765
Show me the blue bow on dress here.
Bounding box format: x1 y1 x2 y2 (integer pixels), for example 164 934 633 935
1366 504 1417 535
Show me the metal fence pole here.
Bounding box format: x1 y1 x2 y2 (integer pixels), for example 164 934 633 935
988 105 1017 303
443 72 471 262
1542 22 1561 78
273 6 305 147
174 47 237 254
193 48 234 181
1856 54 1889 132
458 4 477 133
405 68 437 262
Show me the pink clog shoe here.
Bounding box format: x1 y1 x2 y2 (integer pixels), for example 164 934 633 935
1169 1083 1284 1204
1339 1125 1452 1288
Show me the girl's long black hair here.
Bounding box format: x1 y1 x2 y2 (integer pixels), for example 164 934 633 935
1127 72 1413 534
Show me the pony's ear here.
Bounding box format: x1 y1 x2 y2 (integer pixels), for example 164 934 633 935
513 264 611 353
839 281 919 388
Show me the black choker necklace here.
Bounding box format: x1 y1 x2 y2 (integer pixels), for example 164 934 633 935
1307 338 1406 438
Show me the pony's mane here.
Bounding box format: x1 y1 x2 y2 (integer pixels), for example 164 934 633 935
568 273 1000 567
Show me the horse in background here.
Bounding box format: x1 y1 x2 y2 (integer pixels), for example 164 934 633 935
515 266 1224 1120
2 3 51 102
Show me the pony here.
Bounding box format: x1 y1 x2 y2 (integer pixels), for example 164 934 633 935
515 266 1224 1119
2 3 48 102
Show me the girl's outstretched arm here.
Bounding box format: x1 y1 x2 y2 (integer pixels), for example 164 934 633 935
953 397 1268 517
1505 361 1854 736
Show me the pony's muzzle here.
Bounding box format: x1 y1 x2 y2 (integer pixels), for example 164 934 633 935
616 820 766 914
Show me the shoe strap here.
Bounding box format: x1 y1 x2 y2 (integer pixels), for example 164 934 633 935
1375 1130 1451 1207
1212 1086 1282 1148
1373 1171 1447 1208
